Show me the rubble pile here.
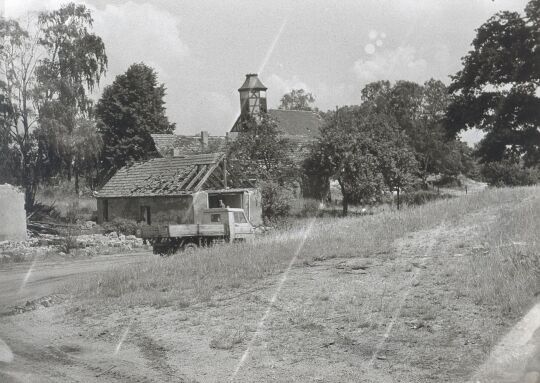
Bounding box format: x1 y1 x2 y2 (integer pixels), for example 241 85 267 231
0 230 148 262
76 232 145 252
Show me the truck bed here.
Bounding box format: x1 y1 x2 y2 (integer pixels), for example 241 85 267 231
168 224 226 237
140 224 226 239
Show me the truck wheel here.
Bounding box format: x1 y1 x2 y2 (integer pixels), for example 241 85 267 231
182 242 198 253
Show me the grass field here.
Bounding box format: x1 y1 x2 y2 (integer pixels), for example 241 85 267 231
71 186 539 315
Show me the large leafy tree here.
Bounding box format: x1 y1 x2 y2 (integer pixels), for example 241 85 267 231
227 113 297 222
0 4 107 208
227 113 296 183
35 3 107 182
362 79 466 184
279 89 316 111
96 63 175 180
446 0 540 166
0 17 42 208
312 105 416 215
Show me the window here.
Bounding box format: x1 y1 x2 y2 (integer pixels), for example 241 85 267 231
211 214 221 223
234 212 247 223
140 206 151 225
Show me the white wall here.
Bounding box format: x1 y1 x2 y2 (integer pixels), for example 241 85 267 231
0 184 27 241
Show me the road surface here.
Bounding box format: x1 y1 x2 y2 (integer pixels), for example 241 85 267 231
0 252 150 314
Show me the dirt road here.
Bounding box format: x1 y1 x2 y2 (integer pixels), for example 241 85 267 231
0 252 150 314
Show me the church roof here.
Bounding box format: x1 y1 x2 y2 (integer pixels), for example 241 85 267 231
268 109 322 139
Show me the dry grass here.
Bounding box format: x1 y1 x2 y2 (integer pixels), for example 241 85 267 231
69 186 539 315
457 191 540 313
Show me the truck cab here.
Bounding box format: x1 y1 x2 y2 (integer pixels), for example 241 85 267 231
202 208 254 240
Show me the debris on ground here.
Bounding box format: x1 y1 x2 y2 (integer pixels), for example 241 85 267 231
9 295 64 315
0 231 148 262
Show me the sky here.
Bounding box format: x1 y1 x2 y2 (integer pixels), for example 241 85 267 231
2 0 531 144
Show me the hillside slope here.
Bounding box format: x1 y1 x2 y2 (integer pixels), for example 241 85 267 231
0 186 538 382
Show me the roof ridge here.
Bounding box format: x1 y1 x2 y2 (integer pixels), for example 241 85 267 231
269 108 319 115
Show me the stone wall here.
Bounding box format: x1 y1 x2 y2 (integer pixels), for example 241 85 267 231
0 184 27 241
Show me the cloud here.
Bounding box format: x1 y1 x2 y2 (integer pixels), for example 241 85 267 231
4 0 64 18
352 46 428 84
4 0 189 86
265 74 310 107
92 2 189 84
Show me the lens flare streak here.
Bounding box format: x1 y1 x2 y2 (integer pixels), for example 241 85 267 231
230 216 318 381
18 257 38 293
114 319 133 355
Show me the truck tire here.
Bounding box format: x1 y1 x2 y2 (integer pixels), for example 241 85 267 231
182 242 198 253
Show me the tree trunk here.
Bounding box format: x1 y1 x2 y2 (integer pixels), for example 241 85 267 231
397 188 401 210
342 195 349 216
75 171 79 195
337 179 348 216
21 154 34 211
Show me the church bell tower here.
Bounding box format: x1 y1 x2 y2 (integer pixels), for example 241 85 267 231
238 73 267 121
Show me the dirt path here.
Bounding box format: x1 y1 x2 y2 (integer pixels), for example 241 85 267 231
1 195 538 382
0 252 150 314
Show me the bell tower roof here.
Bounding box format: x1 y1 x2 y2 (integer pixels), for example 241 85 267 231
238 73 267 91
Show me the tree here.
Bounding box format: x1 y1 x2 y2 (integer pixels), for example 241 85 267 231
446 0 540 167
0 17 41 208
0 4 107 208
227 113 296 222
96 63 175 180
361 79 468 185
312 106 414 215
378 129 418 209
227 113 295 182
35 3 107 182
279 89 316 111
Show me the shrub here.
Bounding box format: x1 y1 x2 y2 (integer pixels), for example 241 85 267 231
400 190 452 206
434 175 462 188
481 161 539 187
101 218 140 235
296 199 324 218
260 181 294 225
58 226 81 254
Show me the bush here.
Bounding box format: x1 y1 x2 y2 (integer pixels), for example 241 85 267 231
434 175 462 188
102 218 140 235
260 181 294 225
296 199 324 218
400 190 453 206
481 161 539 187
58 226 81 254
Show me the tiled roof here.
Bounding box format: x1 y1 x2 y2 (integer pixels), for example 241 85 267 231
268 109 322 139
97 153 225 198
231 109 322 139
151 134 226 157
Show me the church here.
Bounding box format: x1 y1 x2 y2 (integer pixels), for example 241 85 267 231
151 73 323 168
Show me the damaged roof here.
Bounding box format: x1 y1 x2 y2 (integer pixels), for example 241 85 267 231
151 134 226 157
97 153 226 198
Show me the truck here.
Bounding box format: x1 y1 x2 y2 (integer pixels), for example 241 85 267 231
139 207 255 255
